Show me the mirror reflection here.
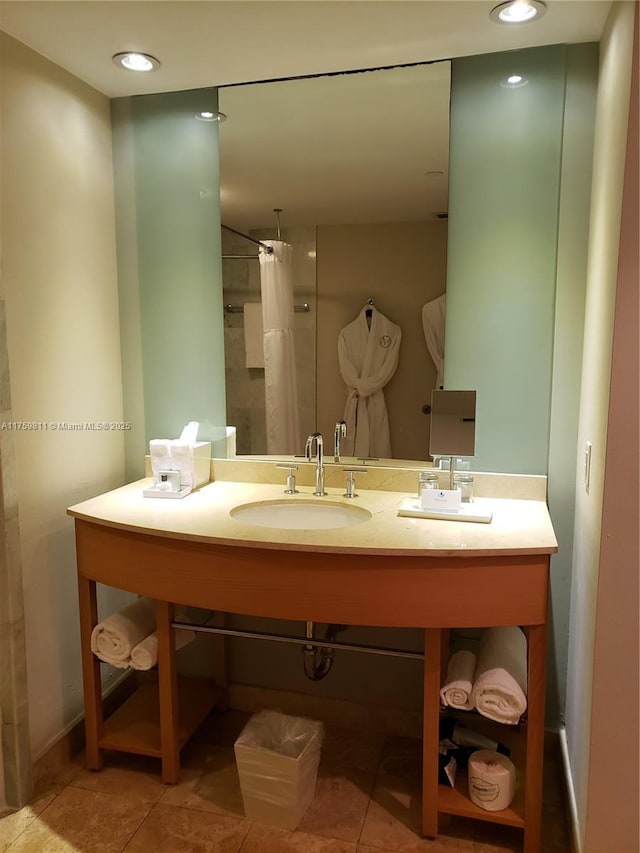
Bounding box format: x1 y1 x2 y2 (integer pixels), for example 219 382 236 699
429 390 476 459
219 62 450 464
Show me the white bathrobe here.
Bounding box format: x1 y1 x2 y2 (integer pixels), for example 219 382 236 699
338 306 401 458
422 293 446 389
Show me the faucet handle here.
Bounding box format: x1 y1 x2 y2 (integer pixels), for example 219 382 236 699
333 420 347 463
276 463 299 495
342 466 367 498
305 432 322 460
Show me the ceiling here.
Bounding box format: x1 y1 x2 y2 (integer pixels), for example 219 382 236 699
218 62 451 228
0 1 610 98
0 1 611 228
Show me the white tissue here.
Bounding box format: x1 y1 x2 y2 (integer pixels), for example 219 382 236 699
179 421 200 445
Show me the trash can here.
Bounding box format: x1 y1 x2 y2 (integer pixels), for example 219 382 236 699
234 709 324 830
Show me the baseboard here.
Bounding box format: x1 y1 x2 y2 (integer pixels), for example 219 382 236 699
31 671 137 792
559 726 582 853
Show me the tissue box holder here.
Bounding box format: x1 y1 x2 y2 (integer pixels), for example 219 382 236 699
143 483 193 500
145 441 211 488
144 440 211 499
191 441 212 488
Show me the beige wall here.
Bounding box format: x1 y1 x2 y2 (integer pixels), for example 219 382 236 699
564 3 636 849
546 43 598 727
0 34 129 760
584 7 638 851
316 220 447 461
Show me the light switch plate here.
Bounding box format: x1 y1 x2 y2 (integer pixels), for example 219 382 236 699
584 441 592 494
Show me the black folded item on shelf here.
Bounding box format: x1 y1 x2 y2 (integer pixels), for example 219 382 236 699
438 739 458 787
439 717 511 759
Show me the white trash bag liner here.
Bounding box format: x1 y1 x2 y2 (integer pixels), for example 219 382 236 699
234 710 324 830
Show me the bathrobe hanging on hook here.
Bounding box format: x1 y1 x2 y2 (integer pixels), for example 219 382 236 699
338 305 401 458
422 293 446 390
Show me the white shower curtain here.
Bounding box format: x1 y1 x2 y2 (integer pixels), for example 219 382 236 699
258 240 301 454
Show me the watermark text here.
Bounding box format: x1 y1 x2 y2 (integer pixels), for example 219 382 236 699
1 421 132 432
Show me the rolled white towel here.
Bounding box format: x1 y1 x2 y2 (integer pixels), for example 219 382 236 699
130 628 197 671
440 649 477 710
90 597 156 668
471 626 528 725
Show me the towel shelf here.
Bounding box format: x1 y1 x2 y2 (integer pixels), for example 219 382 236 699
99 677 222 758
437 710 527 827
224 302 310 314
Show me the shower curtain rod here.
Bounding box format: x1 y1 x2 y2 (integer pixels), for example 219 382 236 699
221 223 274 254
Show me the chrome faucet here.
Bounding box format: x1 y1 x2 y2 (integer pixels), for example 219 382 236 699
305 432 327 496
334 420 347 463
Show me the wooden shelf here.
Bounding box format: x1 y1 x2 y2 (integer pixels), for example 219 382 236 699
437 713 527 829
99 677 222 758
438 768 525 828
439 706 528 730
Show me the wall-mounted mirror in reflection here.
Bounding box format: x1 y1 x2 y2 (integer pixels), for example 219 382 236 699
219 61 450 463
429 389 476 459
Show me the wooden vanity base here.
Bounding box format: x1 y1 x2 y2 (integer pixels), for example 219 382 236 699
75 519 549 851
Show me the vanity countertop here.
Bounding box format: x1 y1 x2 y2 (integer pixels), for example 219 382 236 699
68 479 558 558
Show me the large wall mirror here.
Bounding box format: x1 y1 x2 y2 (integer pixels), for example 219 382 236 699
218 62 450 464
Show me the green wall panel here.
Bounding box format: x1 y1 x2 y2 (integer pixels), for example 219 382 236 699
130 88 226 444
446 47 566 474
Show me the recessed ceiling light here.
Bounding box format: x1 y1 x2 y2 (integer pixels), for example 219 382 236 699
490 0 546 24
501 73 529 88
195 111 227 122
112 52 161 72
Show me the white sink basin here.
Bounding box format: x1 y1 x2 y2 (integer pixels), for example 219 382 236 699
230 499 372 530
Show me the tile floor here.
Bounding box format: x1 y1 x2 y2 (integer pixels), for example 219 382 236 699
0 709 571 853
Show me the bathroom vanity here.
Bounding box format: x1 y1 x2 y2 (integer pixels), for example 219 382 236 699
69 476 557 853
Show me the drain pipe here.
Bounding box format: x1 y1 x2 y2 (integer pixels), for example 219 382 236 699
302 622 346 681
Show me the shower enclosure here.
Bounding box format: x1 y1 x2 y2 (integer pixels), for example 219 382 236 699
221 225 316 456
